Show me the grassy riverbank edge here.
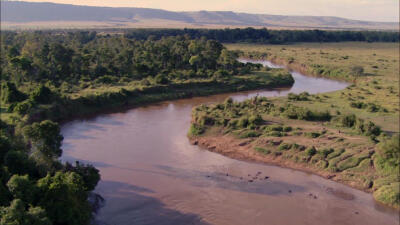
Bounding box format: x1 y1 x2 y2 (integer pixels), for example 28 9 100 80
188 111 399 210
17 72 294 124
188 48 399 209
188 133 371 192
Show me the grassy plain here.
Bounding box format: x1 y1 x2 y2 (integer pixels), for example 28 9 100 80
190 42 399 208
226 42 399 133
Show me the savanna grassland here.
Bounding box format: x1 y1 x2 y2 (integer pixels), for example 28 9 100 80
190 42 400 208
226 42 399 132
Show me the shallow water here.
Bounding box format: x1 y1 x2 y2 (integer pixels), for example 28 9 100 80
61 60 398 225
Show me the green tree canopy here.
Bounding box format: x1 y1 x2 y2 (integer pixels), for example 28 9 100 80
0 199 51 225
0 82 26 104
36 172 92 225
23 120 63 160
7 175 36 203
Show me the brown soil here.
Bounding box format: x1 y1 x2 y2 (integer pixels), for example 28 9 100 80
189 133 374 194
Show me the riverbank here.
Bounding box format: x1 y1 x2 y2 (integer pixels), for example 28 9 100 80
189 133 372 192
61 65 398 224
8 70 293 124
189 94 399 210
189 43 399 208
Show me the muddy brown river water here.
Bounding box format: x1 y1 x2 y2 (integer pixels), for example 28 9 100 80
61 60 399 225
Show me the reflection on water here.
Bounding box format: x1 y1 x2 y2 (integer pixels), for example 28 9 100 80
61 61 398 225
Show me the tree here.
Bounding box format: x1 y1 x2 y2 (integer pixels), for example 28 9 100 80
36 172 92 225
3 151 36 176
48 43 74 80
12 100 34 116
377 135 400 167
23 120 63 161
0 199 51 225
29 85 54 104
154 74 169 84
189 55 201 68
7 175 36 203
7 45 20 58
0 82 26 104
0 133 11 163
218 49 237 69
65 162 100 191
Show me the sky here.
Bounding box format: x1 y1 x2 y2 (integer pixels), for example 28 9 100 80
11 0 400 22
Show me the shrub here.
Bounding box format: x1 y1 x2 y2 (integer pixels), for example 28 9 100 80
337 156 363 171
224 97 233 108
278 143 292 151
306 146 317 156
351 66 364 76
305 132 321 138
237 117 249 128
4 151 36 175
240 131 261 138
366 103 379 112
0 134 11 161
265 131 284 137
188 124 204 136
350 101 364 109
13 100 35 115
30 85 54 104
291 143 301 150
1 82 26 103
338 114 357 127
373 183 400 208
197 115 215 126
155 74 169 84
228 119 239 128
364 121 381 136
248 114 263 126
213 69 229 79
283 126 292 132
376 135 400 168
326 148 345 159
265 125 283 132
350 101 382 113
288 92 310 101
254 147 271 155
282 105 331 121
319 148 334 158
95 75 117 84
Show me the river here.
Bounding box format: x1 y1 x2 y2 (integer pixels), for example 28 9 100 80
61 60 398 225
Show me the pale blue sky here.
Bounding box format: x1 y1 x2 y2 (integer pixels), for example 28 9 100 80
14 0 400 22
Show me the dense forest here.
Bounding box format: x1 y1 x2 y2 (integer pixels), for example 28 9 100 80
123 28 399 43
0 31 294 224
0 31 294 121
0 116 101 224
1 31 243 84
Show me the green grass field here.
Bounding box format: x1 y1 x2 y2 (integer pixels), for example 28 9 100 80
226 42 399 133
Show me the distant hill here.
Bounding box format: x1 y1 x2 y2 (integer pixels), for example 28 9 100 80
1 1 397 30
